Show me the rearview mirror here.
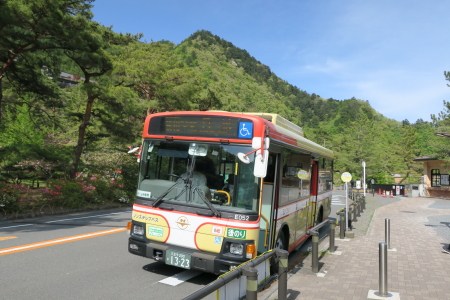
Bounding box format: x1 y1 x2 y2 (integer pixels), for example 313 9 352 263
188 143 208 156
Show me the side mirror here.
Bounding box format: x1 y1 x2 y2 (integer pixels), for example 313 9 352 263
251 137 270 150
237 137 269 177
254 149 268 178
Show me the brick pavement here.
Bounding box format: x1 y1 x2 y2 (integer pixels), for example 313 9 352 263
260 195 450 300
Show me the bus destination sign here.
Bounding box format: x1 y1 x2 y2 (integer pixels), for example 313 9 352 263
148 115 254 139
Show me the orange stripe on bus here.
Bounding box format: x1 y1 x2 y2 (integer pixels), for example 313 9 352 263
0 228 126 256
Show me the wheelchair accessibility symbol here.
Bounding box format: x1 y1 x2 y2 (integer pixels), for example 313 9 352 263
238 122 253 138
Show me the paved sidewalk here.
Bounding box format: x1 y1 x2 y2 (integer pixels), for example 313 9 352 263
260 194 450 300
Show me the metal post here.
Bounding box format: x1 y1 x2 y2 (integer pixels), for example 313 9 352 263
385 218 390 249
376 242 389 297
345 182 349 231
348 208 352 230
362 161 366 196
353 203 358 222
276 249 288 300
329 219 335 253
311 231 319 273
242 267 258 300
339 211 345 239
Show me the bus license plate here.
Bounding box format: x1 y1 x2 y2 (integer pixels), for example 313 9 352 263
166 250 191 269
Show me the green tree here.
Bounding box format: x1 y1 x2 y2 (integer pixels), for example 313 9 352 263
114 42 219 114
393 124 422 183
63 26 140 178
0 0 94 121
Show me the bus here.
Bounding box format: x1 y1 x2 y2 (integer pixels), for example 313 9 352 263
128 111 333 274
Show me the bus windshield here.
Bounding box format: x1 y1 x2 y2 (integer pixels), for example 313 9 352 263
136 140 260 213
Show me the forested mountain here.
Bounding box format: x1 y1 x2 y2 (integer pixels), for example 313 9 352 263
0 2 444 191
173 30 439 182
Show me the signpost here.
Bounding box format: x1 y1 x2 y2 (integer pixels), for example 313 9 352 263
341 172 352 231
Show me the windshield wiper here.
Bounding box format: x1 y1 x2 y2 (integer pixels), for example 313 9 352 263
192 185 221 218
150 181 182 208
152 151 197 207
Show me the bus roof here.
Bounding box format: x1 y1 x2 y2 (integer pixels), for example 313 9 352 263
237 113 304 137
236 112 332 159
143 111 333 159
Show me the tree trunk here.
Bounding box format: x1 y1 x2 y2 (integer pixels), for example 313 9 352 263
69 94 97 178
0 77 3 124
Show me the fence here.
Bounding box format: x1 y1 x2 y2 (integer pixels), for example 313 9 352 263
182 249 285 300
183 218 337 300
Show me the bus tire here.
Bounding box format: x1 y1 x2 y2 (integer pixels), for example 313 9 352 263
275 232 287 251
316 207 323 225
271 231 287 274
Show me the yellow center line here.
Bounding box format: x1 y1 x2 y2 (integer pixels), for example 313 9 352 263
0 228 127 256
0 236 17 241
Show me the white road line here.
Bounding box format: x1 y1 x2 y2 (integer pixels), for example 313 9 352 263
159 270 202 286
0 224 33 229
45 211 131 223
331 196 345 205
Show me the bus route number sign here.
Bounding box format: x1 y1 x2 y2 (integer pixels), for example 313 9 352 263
226 228 247 239
341 172 352 183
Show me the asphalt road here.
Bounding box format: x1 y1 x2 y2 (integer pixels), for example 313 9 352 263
0 209 218 300
0 194 345 300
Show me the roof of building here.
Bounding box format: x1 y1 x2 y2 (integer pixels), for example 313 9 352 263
413 156 437 161
435 132 450 138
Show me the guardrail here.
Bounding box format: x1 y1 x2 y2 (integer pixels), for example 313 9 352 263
182 249 289 300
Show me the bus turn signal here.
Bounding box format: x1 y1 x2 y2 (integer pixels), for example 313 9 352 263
246 244 255 259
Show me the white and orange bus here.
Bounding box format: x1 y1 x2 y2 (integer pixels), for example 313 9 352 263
128 111 333 274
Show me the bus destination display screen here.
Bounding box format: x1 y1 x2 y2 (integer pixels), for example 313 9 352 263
148 115 254 139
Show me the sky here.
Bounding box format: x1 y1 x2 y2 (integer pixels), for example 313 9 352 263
91 0 450 123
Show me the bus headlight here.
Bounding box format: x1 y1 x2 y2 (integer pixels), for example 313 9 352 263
230 243 244 255
133 225 144 236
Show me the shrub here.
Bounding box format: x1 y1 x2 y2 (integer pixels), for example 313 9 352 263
0 182 23 214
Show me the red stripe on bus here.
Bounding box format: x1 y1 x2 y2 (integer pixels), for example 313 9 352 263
133 204 261 225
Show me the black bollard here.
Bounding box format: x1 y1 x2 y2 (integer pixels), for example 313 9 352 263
329 219 335 253
311 231 319 273
276 249 289 300
339 211 346 239
242 267 258 300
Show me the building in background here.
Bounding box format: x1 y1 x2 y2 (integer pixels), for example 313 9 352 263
413 131 450 198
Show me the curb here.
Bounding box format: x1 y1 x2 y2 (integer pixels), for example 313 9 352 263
0 204 132 222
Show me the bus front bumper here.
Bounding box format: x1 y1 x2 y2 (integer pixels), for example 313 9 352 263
128 237 242 274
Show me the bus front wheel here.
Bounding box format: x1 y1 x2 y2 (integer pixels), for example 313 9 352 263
275 232 286 251
271 231 287 274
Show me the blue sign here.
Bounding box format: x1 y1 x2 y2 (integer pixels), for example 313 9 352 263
214 237 222 244
238 122 253 138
